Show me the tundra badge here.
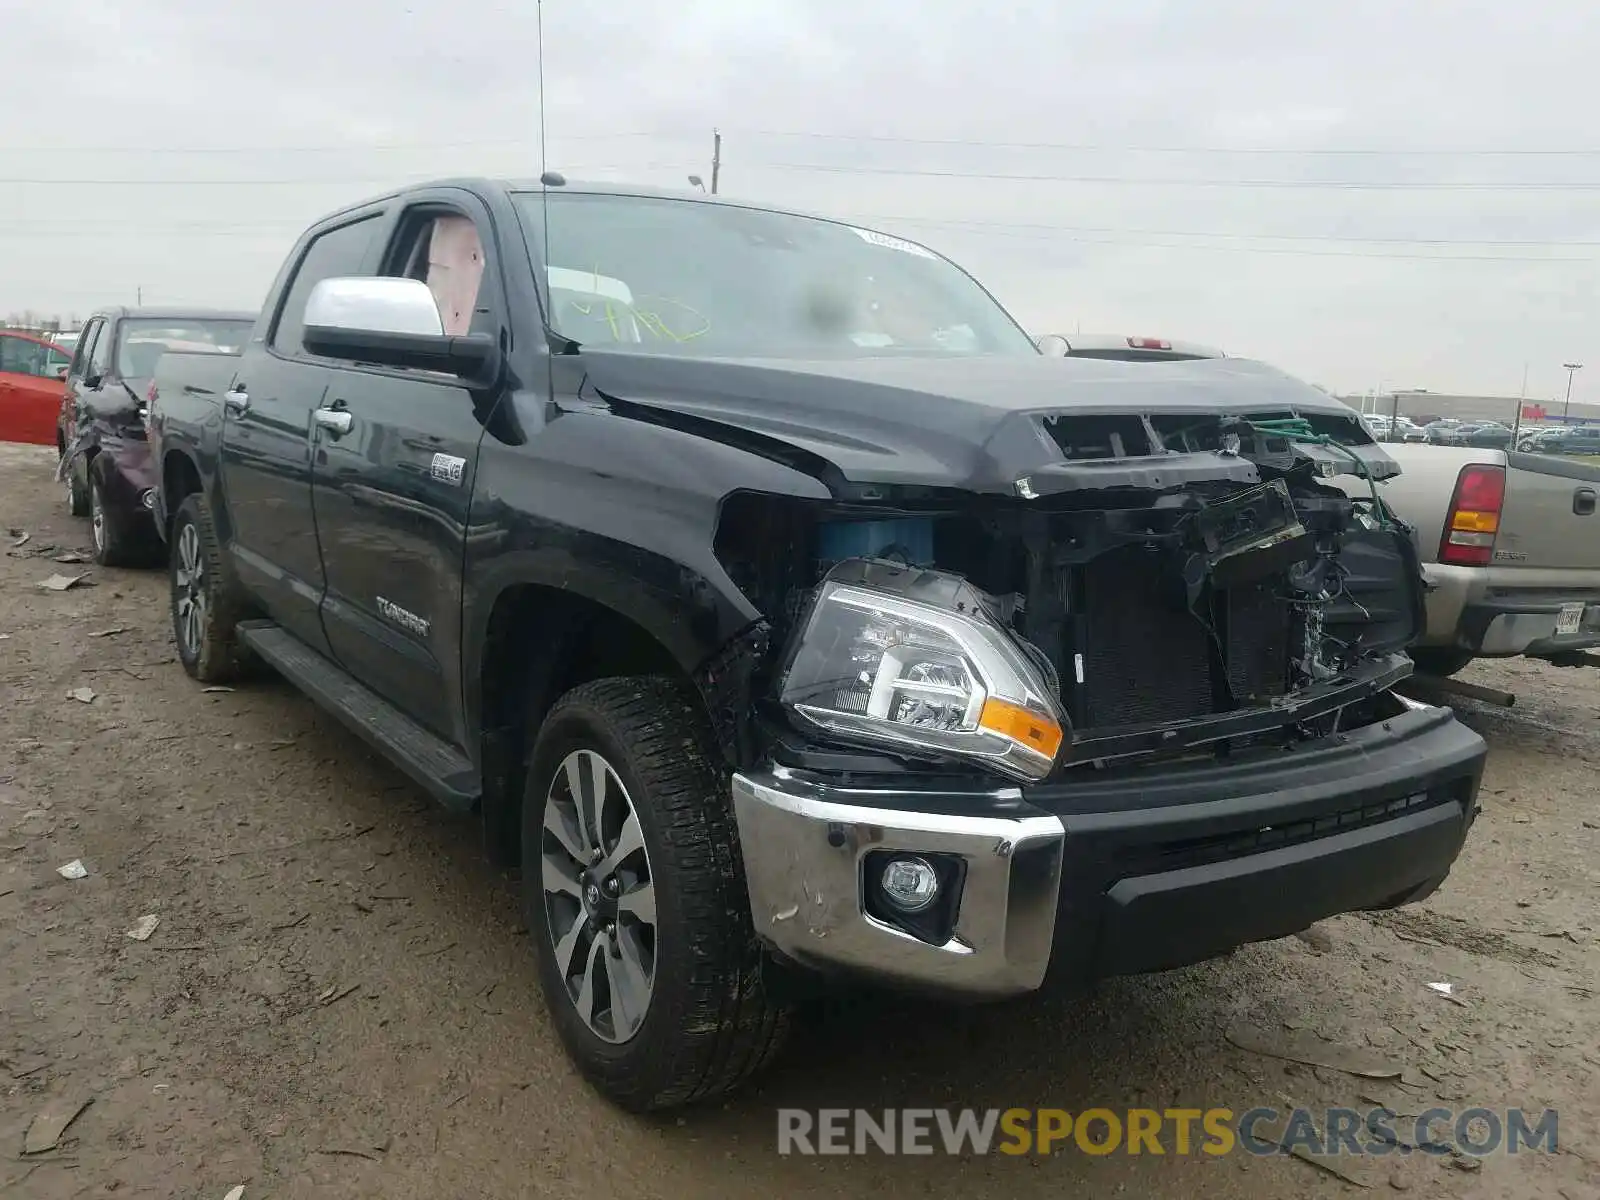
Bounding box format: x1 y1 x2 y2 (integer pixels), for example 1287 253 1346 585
430 453 466 486
376 596 430 637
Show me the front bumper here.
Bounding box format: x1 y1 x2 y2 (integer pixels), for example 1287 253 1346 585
733 702 1486 1000
1420 562 1600 656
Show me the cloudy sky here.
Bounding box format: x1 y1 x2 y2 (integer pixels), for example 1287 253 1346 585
5 0 1598 403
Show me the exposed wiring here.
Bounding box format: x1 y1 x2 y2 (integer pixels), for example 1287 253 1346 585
1242 416 1397 526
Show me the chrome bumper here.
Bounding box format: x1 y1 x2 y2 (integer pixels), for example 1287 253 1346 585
1419 563 1600 655
731 767 1066 999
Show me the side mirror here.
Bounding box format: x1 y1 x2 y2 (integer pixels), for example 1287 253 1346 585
301 276 501 385
1034 333 1071 358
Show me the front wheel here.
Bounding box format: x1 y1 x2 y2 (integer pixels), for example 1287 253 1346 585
63 453 91 518
89 455 150 567
522 676 789 1111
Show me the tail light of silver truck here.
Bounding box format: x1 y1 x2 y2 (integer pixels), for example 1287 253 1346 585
1438 463 1506 566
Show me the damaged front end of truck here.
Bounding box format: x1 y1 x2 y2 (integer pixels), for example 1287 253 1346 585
715 404 1426 780
588 349 1485 999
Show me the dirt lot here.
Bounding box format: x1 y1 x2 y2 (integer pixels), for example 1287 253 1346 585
1 440 1597 1199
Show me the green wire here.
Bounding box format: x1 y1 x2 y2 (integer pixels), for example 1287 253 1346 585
1244 416 1394 527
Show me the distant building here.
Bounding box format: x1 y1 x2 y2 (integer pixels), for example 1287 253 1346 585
1338 391 1600 427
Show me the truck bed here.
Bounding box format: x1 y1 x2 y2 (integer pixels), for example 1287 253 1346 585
147 349 244 539
1359 444 1600 659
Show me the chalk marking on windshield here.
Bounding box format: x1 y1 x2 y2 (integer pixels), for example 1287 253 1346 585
566 296 711 344
848 227 938 259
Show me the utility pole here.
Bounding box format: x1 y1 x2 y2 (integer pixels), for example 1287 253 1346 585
1512 360 1528 441
710 128 722 195
137 286 143 306
1562 362 1582 421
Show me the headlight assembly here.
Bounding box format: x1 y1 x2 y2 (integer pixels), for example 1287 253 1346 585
777 563 1066 782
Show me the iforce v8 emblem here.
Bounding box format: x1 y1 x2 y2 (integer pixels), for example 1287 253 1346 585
430 453 466 486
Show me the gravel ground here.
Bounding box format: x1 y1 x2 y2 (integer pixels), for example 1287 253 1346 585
1 440 1597 1199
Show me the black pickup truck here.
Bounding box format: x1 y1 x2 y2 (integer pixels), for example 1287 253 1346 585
147 178 1487 1111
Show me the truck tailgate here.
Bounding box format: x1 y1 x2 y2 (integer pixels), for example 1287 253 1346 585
1368 444 1600 571
1497 452 1600 571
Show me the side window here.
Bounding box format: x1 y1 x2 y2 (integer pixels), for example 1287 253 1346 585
0 335 25 374
68 321 100 379
390 210 492 337
87 320 113 381
272 216 381 356
0 336 52 377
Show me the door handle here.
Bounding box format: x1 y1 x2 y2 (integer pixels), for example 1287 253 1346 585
223 386 249 414
312 408 353 437
1576 488 1596 517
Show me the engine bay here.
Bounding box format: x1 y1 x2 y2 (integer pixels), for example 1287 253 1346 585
714 412 1425 774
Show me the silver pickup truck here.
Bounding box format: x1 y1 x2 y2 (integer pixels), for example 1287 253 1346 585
1349 444 1600 675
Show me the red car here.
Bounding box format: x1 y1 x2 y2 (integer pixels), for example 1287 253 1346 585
0 330 71 445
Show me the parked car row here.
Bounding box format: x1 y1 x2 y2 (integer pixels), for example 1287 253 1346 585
1361 413 1427 442
1516 424 1600 455
48 308 253 565
36 178 1497 1114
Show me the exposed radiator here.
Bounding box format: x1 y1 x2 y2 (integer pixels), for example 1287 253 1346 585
1077 548 1216 727
1225 579 1291 703
1071 549 1293 728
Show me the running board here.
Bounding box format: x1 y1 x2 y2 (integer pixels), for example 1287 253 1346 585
236 620 480 811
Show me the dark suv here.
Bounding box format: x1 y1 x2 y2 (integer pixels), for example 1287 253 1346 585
57 307 253 564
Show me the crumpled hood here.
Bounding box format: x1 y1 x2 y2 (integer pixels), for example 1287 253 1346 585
580 350 1396 495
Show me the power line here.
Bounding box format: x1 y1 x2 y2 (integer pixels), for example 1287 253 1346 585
724 161 1600 189
721 129 1600 157
854 213 1600 248
846 218 1592 262
7 128 1599 159
0 166 687 186
0 131 669 156
5 164 1600 190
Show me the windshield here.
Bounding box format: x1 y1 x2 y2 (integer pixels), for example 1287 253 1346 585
117 318 252 379
514 191 1037 359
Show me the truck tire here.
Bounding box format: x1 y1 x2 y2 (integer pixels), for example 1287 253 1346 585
521 676 790 1111
169 493 251 683
89 455 149 567
63 453 91 518
1409 647 1474 678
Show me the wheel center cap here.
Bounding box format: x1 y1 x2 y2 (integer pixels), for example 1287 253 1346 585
584 882 601 908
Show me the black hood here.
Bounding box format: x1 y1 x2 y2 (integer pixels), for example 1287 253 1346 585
580 350 1396 496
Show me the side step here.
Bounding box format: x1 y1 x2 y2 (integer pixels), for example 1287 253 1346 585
237 620 481 811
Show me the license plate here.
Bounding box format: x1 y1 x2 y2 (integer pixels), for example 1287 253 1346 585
1556 602 1585 635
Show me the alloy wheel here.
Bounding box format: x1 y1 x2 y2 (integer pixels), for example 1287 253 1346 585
541 749 657 1044
173 522 208 656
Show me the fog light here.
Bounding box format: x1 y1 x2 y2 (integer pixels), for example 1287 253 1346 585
879 856 940 913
